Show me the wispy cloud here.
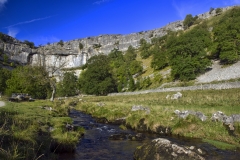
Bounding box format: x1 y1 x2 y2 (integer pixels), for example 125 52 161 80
7 27 19 38
0 0 8 11
93 0 110 5
4 15 56 28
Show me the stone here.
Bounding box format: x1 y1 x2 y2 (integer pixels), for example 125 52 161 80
134 138 205 160
131 105 150 114
109 133 127 140
174 110 207 121
171 92 182 100
211 111 227 122
166 94 170 99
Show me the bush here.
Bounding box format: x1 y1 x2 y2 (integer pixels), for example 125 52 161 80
57 40 64 47
23 40 35 48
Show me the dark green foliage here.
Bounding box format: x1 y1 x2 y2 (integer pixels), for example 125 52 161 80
78 55 117 95
93 43 102 49
108 47 142 92
128 76 135 91
0 68 11 94
57 40 64 47
57 72 78 97
151 36 169 70
211 7 240 64
167 26 211 81
23 40 35 48
139 38 151 59
79 43 84 50
124 45 136 62
129 60 142 75
183 14 197 29
0 48 3 56
137 77 152 90
3 54 8 63
209 7 214 14
0 32 7 42
6 66 50 99
216 8 222 14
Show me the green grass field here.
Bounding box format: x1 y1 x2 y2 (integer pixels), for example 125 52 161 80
75 88 240 150
0 99 84 160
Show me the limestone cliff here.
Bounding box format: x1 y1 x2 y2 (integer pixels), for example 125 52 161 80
0 6 237 70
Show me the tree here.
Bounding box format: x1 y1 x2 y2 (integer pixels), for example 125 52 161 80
209 7 214 14
215 8 222 14
79 42 84 52
57 72 78 97
124 45 136 62
211 7 240 64
166 25 212 81
57 40 64 47
6 66 50 99
34 50 69 101
139 39 151 59
0 68 11 94
78 54 117 95
23 40 35 48
183 14 196 29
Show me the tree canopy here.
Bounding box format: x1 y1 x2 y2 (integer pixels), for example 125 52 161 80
57 72 78 97
6 66 50 99
78 54 117 95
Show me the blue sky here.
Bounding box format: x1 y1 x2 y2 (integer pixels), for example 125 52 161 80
0 0 239 46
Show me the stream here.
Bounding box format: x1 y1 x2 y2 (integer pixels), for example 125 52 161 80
59 110 240 160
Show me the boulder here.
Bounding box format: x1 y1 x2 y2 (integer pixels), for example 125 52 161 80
211 111 227 122
134 138 205 160
128 133 146 141
174 110 207 121
211 111 240 133
131 105 150 114
109 133 127 140
171 92 182 100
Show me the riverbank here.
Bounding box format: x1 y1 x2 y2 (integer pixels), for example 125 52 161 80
0 99 84 159
75 88 240 150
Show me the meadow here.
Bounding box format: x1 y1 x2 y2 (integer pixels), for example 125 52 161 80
75 88 240 150
0 98 84 160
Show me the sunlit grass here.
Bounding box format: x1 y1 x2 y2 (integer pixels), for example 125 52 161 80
0 99 84 159
75 88 240 149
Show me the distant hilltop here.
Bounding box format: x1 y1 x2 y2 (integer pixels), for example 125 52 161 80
0 5 238 70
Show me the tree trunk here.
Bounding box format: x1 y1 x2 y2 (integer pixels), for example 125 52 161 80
50 82 56 101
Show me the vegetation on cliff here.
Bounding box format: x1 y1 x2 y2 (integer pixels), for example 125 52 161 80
0 7 240 96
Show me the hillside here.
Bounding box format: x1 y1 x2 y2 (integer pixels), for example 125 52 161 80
1 5 240 96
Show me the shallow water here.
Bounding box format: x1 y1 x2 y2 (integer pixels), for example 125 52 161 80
59 110 240 160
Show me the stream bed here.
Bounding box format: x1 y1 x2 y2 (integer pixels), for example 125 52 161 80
59 110 240 160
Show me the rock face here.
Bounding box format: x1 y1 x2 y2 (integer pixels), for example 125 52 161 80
134 138 205 160
0 6 237 72
174 110 207 121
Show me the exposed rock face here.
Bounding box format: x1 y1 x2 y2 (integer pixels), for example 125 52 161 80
0 6 237 71
1 21 184 69
134 138 205 160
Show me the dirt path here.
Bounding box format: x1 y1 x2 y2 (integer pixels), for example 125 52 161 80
0 101 5 107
